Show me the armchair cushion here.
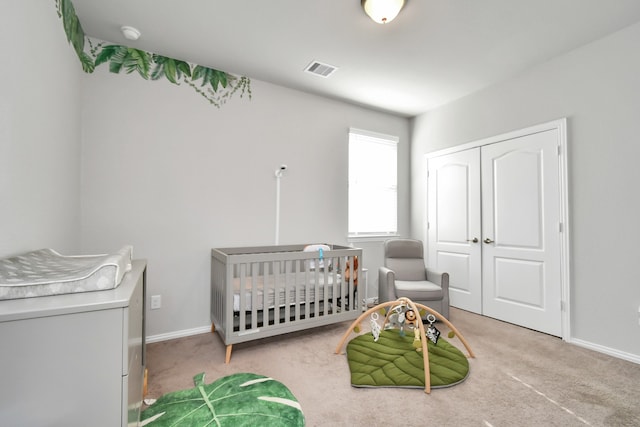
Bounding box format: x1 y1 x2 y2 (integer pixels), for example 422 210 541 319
394 280 444 301
385 259 427 281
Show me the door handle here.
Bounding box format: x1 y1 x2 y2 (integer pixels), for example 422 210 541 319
483 238 494 244
466 238 478 243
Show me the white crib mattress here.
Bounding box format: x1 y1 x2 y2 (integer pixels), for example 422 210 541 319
0 246 133 300
232 273 347 312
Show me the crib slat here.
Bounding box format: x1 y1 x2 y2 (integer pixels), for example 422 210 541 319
283 260 290 325
330 256 337 316
298 259 306 321
303 260 310 320
273 260 280 327
239 263 246 332
250 262 258 330
262 261 269 327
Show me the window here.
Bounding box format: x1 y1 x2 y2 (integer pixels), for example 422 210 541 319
348 128 398 237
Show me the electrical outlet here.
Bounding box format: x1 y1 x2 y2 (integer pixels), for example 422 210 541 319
151 295 162 310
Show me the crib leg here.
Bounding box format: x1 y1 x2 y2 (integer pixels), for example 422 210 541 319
143 368 148 397
211 323 215 333
225 345 233 364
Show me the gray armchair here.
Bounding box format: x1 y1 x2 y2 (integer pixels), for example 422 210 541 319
378 239 450 319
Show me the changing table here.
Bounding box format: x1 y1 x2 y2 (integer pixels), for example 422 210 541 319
0 259 147 427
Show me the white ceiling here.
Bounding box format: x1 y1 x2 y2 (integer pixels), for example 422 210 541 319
70 0 640 117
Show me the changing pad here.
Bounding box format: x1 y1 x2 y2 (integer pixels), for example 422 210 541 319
0 246 133 300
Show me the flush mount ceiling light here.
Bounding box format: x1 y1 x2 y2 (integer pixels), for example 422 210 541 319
361 0 406 24
121 26 141 41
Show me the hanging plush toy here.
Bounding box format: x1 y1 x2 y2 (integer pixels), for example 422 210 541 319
397 309 407 336
425 313 441 344
385 307 400 329
398 308 422 350
404 309 417 328
370 312 381 342
413 327 422 351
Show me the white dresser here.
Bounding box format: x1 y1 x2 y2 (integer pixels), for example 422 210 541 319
0 260 146 427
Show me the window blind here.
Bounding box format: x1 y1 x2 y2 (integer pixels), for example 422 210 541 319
348 128 398 236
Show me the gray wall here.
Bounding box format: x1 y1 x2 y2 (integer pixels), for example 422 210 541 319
0 2 82 257
411 22 640 361
79 67 409 338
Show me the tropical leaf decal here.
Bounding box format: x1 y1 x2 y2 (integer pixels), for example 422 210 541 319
54 0 251 107
140 373 305 427
192 65 229 91
78 51 95 73
94 45 152 79
151 55 192 84
56 0 85 60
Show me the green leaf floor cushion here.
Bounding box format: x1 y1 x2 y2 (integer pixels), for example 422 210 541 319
141 373 304 426
346 330 469 389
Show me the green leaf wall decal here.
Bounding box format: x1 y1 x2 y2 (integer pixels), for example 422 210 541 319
55 0 251 107
58 0 85 58
151 55 192 84
192 65 229 91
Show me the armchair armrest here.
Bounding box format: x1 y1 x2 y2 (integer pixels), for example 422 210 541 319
378 266 396 303
425 269 449 292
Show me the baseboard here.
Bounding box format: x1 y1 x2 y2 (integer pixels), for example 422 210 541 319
146 325 212 344
569 337 640 365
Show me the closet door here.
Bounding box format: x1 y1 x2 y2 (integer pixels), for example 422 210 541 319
427 148 482 313
480 129 562 336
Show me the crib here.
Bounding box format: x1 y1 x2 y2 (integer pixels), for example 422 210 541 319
211 244 362 363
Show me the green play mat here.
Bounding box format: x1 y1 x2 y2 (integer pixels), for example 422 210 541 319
346 329 469 389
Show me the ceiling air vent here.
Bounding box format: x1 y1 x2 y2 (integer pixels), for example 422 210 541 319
304 60 338 78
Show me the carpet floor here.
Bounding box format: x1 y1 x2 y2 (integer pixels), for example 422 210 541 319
145 308 640 427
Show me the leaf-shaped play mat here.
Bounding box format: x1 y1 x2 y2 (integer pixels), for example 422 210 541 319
346 330 469 389
141 372 304 426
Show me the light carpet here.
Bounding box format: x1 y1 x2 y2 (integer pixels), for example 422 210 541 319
145 308 640 426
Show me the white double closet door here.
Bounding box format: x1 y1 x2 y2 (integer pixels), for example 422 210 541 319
427 122 567 337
